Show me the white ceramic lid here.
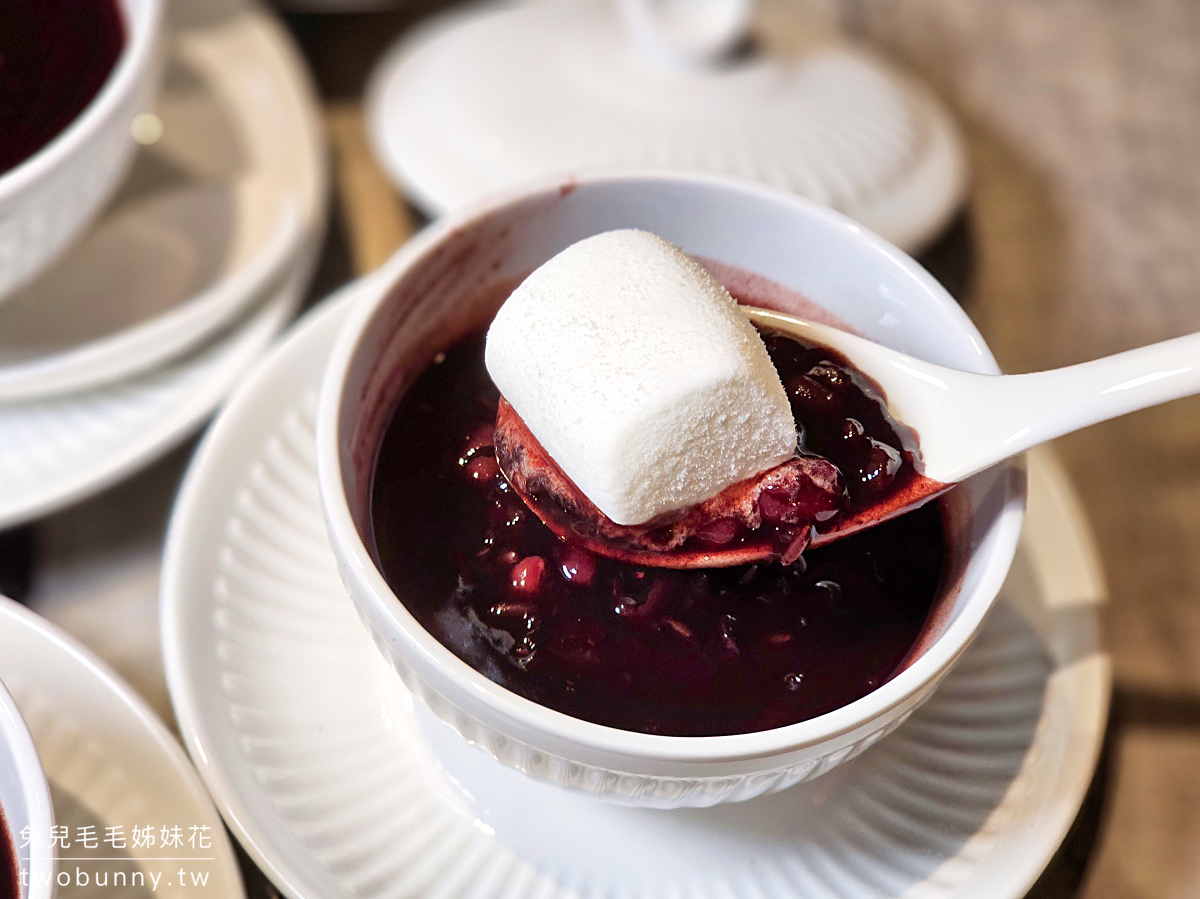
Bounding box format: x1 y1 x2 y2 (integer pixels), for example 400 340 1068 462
368 0 967 251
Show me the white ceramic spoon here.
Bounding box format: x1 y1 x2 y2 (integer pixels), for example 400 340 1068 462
502 305 1200 568
500 301 1199 568
745 307 1200 488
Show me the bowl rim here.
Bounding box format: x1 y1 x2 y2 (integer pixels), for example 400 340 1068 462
0 0 163 199
0 675 55 899
317 169 1027 765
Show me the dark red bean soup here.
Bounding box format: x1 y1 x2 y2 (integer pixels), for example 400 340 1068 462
0 807 16 899
0 0 125 175
370 279 948 737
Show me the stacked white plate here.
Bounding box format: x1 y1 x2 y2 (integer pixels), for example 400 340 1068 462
0 0 327 529
0 596 247 899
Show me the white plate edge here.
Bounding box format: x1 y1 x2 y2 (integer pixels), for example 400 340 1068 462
0 258 308 531
160 280 374 899
0 5 327 402
0 595 246 898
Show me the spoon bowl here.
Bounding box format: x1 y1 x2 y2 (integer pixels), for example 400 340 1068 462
495 388 950 568
494 305 954 569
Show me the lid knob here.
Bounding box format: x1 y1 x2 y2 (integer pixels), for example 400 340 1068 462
618 0 755 68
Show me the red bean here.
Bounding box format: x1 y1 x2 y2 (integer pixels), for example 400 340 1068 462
695 517 740 545
466 455 499 483
757 488 794 524
786 374 844 417
557 544 597 586
460 423 495 459
858 439 902 492
806 361 853 392
510 556 546 597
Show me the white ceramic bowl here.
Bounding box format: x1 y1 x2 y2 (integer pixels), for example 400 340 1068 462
0 676 54 899
317 173 1026 809
0 0 164 303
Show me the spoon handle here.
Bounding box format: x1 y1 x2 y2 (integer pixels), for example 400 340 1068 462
929 330 1200 481
742 308 1200 485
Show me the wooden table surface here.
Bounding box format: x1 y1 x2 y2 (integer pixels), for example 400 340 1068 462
843 5 1200 897
5 1 1197 896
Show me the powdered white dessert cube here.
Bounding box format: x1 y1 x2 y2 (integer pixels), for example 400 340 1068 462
484 229 797 526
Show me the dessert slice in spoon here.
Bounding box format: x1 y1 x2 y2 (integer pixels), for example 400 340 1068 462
486 228 946 568
493 319 946 569
494 394 845 568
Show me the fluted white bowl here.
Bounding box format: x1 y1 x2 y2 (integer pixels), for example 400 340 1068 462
0 676 54 899
317 173 1026 809
0 0 164 303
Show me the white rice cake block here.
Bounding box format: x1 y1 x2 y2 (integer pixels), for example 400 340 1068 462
485 229 796 526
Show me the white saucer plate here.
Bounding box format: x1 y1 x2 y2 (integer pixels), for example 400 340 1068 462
162 281 1110 899
0 261 308 531
0 1 324 402
0 596 245 899
367 0 965 253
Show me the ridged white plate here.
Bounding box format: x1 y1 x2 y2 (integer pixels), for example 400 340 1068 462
367 0 965 252
162 280 1109 899
0 1 324 402
0 264 307 531
0 597 245 899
